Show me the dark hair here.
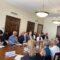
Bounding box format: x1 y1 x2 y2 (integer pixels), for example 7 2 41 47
0 30 3 34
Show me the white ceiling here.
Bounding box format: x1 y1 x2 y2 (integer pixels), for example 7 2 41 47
5 0 60 18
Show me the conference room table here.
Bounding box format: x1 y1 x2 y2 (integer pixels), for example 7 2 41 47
0 45 24 60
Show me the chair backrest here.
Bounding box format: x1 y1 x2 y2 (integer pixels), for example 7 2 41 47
46 56 52 60
53 52 60 60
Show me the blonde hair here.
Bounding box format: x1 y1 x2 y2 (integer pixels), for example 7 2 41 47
13 31 17 36
27 39 36 47
39 41 46 56
27 39 36 56
39 41 44 49
49 39 56 47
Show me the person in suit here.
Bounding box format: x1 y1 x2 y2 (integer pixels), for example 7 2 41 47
21 55 39 60
18 32 29 44
28 31 33 40
55 37 60 48
41 32 45 40
33 32 37 40
2 32 10 46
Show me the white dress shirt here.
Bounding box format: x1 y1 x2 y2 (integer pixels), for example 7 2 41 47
50 45 60 57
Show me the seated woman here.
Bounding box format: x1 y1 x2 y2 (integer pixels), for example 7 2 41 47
8 31 18 45
21 39 41 60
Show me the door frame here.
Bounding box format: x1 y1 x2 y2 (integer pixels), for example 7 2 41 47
37 24 43 33
5 15 20 35
26 21 35 33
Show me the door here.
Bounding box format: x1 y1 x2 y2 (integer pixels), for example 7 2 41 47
5 15 20 36
56 26 60 39
27 21 35 33
37 24 43 34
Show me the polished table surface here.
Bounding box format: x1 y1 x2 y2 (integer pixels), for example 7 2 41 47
0 45 24 60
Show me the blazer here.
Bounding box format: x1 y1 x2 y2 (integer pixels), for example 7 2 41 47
18 35 29 44
21 53 41 60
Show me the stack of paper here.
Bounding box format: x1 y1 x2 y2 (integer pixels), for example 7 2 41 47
5 51 16 57
15 55 23 60
0 45 5 48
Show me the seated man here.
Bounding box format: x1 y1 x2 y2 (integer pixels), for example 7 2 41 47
8 31 18 45
55 38 60 48
18 32 29 44
50 40 60 58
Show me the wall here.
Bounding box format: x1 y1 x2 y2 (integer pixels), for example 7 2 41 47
43 18 58 40
0 0 43 35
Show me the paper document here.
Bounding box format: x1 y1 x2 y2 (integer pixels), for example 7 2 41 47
23 47 29 52
0 45 5 48
23 43 27 45
5 51 16 57
15 55 23 60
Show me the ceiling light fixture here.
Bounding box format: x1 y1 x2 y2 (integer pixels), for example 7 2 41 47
52 20 60 25
36 0 49 18
36 11 48 17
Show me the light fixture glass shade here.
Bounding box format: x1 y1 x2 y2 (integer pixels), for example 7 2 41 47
36 12 48 17
53 20 60 24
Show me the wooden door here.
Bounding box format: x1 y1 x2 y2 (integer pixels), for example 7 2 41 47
56 26 60 38
27 21 35 33
37 24 43 34
5 15 20 36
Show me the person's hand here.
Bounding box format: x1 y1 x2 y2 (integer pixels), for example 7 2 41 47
5 40 9 44
40 49 46 56
0 41 3 45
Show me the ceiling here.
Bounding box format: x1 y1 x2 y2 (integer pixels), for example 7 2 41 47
5 0 60 18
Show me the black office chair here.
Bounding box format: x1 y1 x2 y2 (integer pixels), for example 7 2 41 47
44 55 52 60
53 52 60 60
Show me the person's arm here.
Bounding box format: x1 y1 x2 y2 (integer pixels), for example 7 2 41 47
0 41 3 45
8 36 14 44
15 37 19 44
40 49 46 56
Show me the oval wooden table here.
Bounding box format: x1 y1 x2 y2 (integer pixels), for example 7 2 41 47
0 45 24 60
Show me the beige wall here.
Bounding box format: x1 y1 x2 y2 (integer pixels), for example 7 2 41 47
1 0 58 39
0 0 43 35
43 18 58 40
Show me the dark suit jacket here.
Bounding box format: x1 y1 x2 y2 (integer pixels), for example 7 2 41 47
18 35 29 44
21 56 37 60
21 53 41 60
41 35 45 40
